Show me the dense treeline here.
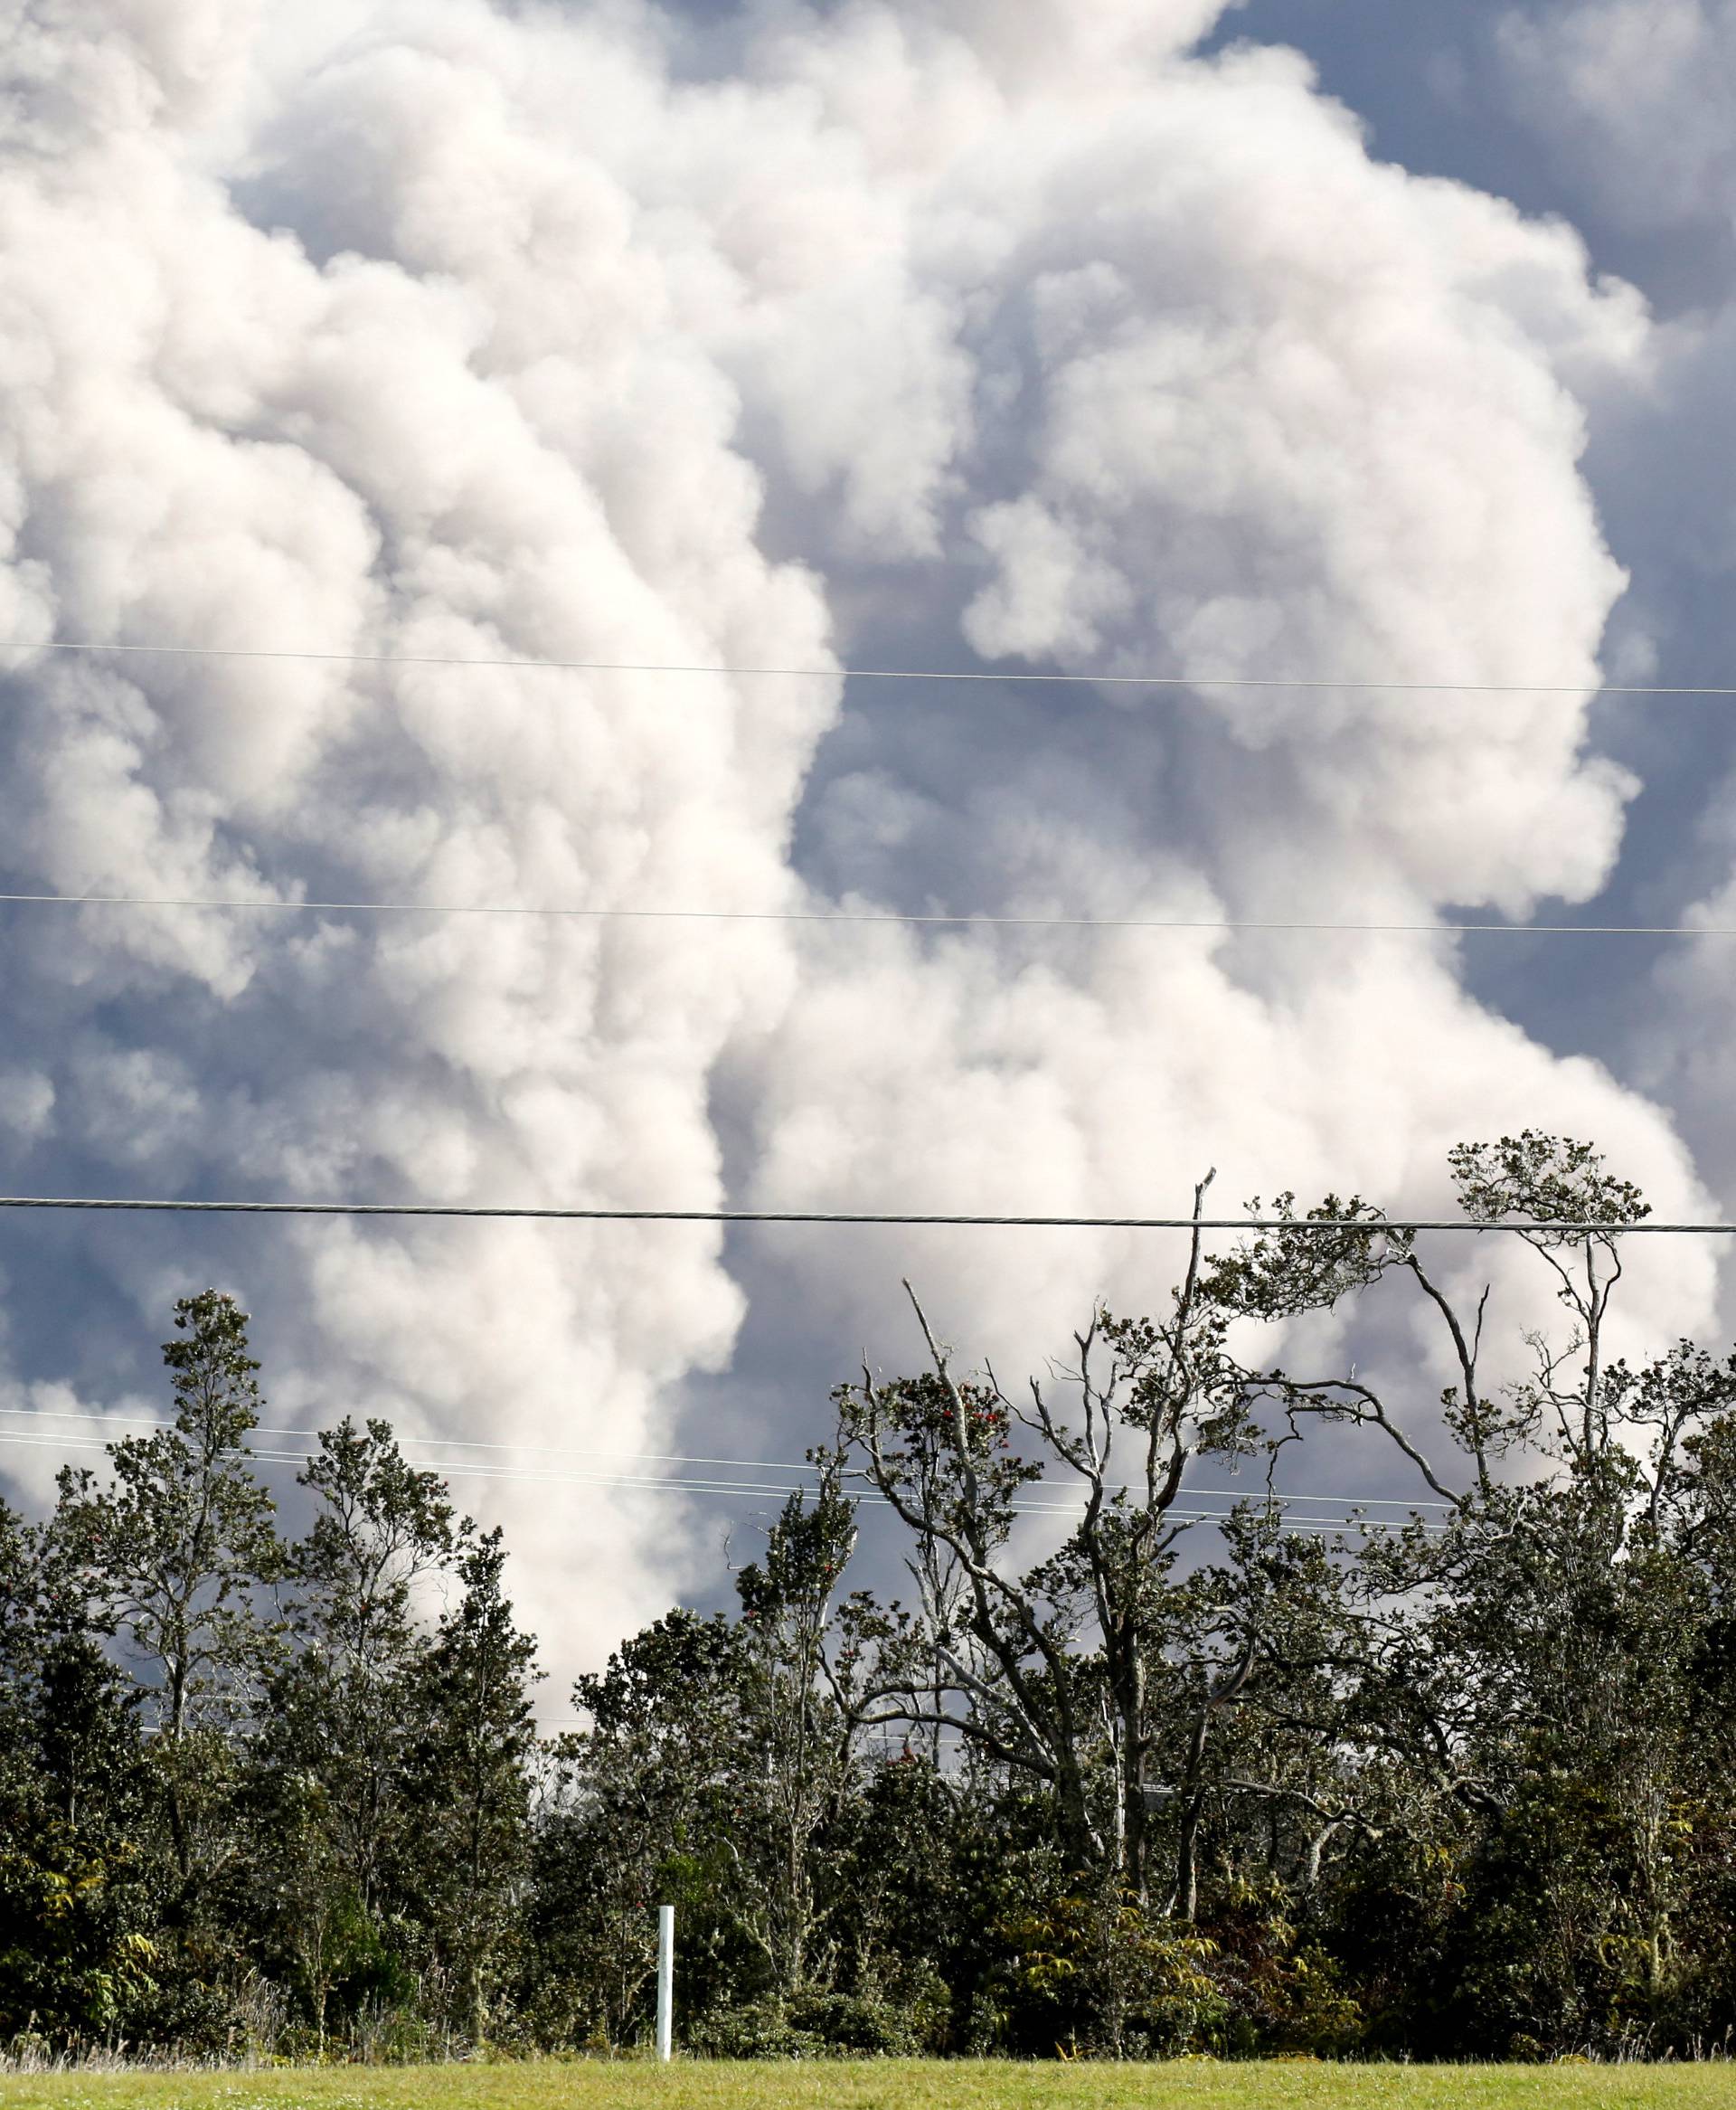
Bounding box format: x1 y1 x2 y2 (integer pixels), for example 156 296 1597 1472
4 1132 1736 2061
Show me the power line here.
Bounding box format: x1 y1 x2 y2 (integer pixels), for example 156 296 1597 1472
3 636 1727 698
0 1195 1721 1232
0 887 1729 941
0 1404 1455 1509
0 1426 1429 1535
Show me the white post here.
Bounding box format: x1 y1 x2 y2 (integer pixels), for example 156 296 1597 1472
656 1904 675 2062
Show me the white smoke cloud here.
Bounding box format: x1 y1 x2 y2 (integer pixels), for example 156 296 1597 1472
1484 3 1736 1245
0 0 843 1659
0 0 1721 1680
719 0 1714 1419
1495 0 1736 236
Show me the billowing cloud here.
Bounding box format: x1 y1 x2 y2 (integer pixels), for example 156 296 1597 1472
714 0 1713 1428
0 0 1720 1679
1495 0 1736 239
1478 3 1736 1238
0 0 843 1655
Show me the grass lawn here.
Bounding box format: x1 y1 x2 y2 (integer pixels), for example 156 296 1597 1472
0 2062 1728 2110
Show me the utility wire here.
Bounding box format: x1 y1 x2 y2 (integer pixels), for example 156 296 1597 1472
0 1427 1429 1535
0 1404 1454 1509
1 637 1725 697
0 1195 1722 1232
0 887 1728 941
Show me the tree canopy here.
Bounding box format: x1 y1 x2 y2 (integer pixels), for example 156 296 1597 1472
4 1137 1736 2062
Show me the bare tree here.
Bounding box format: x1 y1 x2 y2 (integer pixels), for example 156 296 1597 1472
835 1174 1268 1901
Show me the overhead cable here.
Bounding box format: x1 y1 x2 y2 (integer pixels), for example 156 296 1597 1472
2 636 1727 698
0 887 1728 941
0 1404 1456 1509
0 1427 1431 1534
0 1195 1721 1232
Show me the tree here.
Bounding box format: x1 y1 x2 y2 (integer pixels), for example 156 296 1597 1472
1203 1132 1736 2054
833 1178 1258 1902
541 1609 752 2046
402 1528 541 2046
7 1153 1736 2062
0 1497 159 2047
248 1418 460 2043
729 1466 864 1996
56 1292 281 1900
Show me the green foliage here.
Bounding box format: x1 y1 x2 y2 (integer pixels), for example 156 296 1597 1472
12 1138 1736 2065
993 1885 1222 2057
688 1990 926 2058
0 1498 162 2048
247 1418 461 2044
54 1291 282 1902
1448 1131 1649 1231
401 1528 542 2047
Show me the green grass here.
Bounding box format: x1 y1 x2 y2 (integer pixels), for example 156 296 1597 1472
0 2061 1729 2110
